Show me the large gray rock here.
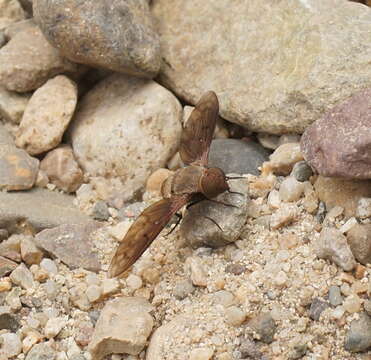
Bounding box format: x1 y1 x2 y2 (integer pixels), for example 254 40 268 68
152 0 371 134
0 188 94 233
345 312 371 353
208 139 269 176
180 178 249 248
34 0 161 78
70 74 182 202
301 88 371 179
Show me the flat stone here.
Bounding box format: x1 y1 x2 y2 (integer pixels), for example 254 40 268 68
315 227 356 271
152 0 371 134
9 263 34 289
40 145 83 193
0 86 30 124
35 223 101 272
301 88 371 179
34 0 160 78
344 312 371 353
0 332 22 358
70 74 182 202
347 224 371 265
0 188 94 233
0 144 39 190
0 307 20 331
88 297 154 359
328 286 343 307
180 178 249 248
0 26 81 92
15 75 77 155
314 176 371 218
20 235 43 265
0 256 17 277
208 139 269 176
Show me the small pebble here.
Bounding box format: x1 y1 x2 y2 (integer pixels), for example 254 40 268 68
101 278 120 297
270 204 298 230
213 290 235 307
185 256 208 287
309 298 329 321
225 306 246 326
86 284 102 303
343 294 362 313
20 236 43 265
328 286 343 306
248 312 277 344
126 274 142 290
279 177 305 202
356 197 371 219
40 258 58 275
225 263 246 275
10 264 34 289
44 280 58 300
91 200 110 221
239 337 262 359
142 268 160 284
44 317 67 338
189 347 214 360
344 312 371 352
290 161 313 182
0 332 22 358
173 279 195 300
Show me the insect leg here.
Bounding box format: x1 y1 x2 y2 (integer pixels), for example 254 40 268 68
206 198 238 208
227 189 244 197
164 213 182 236
203 216 224 231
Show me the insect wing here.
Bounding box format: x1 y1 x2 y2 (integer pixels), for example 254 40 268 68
179 91 219 166
108 196 189 278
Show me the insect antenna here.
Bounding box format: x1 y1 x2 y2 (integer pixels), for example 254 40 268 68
225 176 246 180
227 189 244 196
206 198 238 208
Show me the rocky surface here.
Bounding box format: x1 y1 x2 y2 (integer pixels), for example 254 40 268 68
34 0 161 78
0 26 81 92
152 0 371 134
70 74 182 202
0 0 26 30
0 86 30 124
301 88 371 179
15 75 77 155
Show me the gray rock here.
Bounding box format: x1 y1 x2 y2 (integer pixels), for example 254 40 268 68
239 337 262 359
173 279 195 300
35 223 101 272
0 26 82 92
88 297 154 358
152 0 371 134
288 342 308 360
247 312 277 344
92 201 110 221
10 263 34 289
0 86 30 124
344 312 371 353
291 161 313 182
0 188 94 233
180 178 249 248
347 224 371 265
25 342 56 360
0 144 39 190
301 88 371 179
328 286 343 307
0 307 20 332
70 74 182 202
309 297 329 321
34 0 160 78
0 123 13 145
208 139 269 176
225 263 246 275
315 227 356 271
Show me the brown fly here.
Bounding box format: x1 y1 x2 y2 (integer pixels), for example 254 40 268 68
108 91 234 278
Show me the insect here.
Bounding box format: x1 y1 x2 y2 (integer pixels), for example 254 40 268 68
108 91 233 278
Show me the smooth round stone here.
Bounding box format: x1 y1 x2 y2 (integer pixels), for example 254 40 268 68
225 306 246 326
208 139 269 176
279 177 305 202
291 161 313 182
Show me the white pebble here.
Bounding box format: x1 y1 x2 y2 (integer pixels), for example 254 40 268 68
0 333 22 357
225 306 246 326
44 317 67 338
40 258 58 275
86 284 102 303
126 274 142 290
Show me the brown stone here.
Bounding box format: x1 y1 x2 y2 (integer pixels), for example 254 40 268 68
40 145 83 193
314 176 371 217
34 0 160 78
301 88 371 179
0 256 17 277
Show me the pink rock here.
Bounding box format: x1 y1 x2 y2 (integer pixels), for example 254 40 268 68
301 88 371 179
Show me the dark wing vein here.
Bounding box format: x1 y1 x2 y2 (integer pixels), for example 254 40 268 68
179 91 219 166
108 195 190 278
